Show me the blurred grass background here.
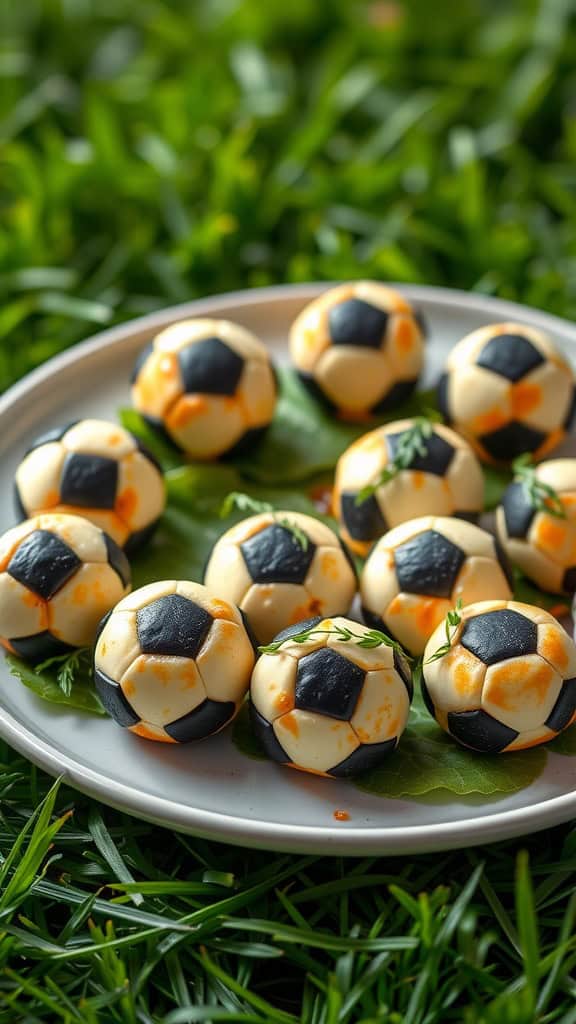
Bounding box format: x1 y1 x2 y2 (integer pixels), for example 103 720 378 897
2 0 576 391
3 1 576 1021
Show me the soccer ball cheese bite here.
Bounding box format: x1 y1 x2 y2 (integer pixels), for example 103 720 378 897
496 459 576 595
334 419 484 557
94 580 255 743
422 600 576 753
438 323 576 464
250 616 413 777
0 513 131 661
361 517 513 655
204 512 357 645
131 318 277 459
290 282 425 417
14 419 165 553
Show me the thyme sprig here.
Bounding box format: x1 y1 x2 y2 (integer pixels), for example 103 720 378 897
424 598 463 665
259 622 410 659
35 647 92 697
355 414 441 506
513 454 566 519
220 492 309 550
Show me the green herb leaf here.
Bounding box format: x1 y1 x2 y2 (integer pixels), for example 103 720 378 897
220 491 309 549
355 417 436 506
35 648 92 698
7 654 105 716
424 598 463 664
258 622 409 659
513 454 566 519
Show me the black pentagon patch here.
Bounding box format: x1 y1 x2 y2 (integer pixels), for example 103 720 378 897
394 530 465 598
240 523 315 584
501 481 535 539
371 379 418 416
436 373 451 422
294 647 365 720
493 535 515 591
9 631 74 663
420 676 436 719
123 521 159 556
563 567 576 594
461 609 537 666
165 698 236 742
447 708 518 753
13 481 27 521
94 667 140 727
178 337 244 396
131 342 154 385
545 678 576 733
386 428 455 476
477 332 544 382
60 453 118 510
8 530 81 601
480 422 546 462
329 738 397 778
137 594 212 659
270 616 323 646
24 421 78 455
328 298 388 349
104 534 131 589
250 705 291 764
296 372 338 414
340 491 387 543
563 388 576 430
394 648 413 700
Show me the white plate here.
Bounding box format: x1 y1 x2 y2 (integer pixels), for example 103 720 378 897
2 283 576 855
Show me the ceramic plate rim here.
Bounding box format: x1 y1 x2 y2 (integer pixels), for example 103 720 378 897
2 282 576 854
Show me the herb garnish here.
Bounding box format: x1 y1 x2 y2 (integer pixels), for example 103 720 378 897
259 621 409 658
513 454 566 519
35 647 92 697
220 492 309 550
423 598 463 665
355 415 441 506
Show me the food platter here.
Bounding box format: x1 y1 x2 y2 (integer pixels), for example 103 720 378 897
1 282 576 855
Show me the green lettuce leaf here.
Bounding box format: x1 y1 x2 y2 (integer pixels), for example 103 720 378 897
7 654 105 716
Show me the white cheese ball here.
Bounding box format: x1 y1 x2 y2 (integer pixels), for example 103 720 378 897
290 281 425 417
438 322 576 464
0 513 131 661
333 419 484 557
422 600 576 753
361 516 513 655
496 459 576 595
250 615 412 776
131 318 277 459
204 511 357 644
14 419 165 553
94 580 255 743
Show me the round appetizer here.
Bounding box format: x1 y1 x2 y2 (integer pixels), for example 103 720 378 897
289 281 425 418
333 418 484 557
422 599 576 752
438 322 575 464
0 513 131 661
361 517 513 655
131 318 277 459
94 580 255 743
496 458 576 595
250 616 413 777
14 419 165 553
204 512 357 644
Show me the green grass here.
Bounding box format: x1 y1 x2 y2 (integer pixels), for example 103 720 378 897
3 0 576 1019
